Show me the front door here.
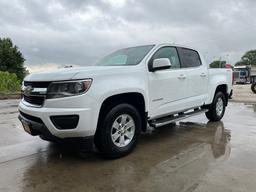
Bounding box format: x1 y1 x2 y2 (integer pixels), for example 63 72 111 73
148 46 188 118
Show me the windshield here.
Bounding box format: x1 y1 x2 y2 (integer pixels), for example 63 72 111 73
96 45 154 66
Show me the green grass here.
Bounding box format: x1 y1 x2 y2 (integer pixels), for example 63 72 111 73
0 71 21 93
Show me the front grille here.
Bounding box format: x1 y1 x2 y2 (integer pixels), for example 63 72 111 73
22 81 51 106
24 81 51 88
23 95 45 106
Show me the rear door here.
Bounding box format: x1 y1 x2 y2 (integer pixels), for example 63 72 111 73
177 47 208 107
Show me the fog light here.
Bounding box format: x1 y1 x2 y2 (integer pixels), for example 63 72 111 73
50 115 79 130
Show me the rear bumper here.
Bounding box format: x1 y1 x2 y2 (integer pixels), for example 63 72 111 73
18 113 94 149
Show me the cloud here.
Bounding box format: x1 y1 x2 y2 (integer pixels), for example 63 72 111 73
27 63 60 73
0 0 256 70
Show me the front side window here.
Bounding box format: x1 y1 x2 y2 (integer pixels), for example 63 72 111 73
96 45 154 66
178 48 201 68
151 47 180 69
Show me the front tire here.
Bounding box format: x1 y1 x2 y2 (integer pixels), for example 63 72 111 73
95 103 141 158
205 92 226 122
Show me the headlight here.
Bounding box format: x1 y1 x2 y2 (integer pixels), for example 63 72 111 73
47 79 92 99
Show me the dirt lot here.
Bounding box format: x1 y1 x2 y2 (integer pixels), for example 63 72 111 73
231 84 256 104
0 99 256 192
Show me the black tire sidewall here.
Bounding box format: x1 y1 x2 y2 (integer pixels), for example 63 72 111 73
98 103 141 158
211 92 226 121
252 83 256 94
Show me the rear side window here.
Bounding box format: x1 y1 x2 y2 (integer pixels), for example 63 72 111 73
151 47 180 69
178 48 201 68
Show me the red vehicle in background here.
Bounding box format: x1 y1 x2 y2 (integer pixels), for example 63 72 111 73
225 64 232 69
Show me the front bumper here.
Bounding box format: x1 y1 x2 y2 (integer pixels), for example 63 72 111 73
18 95 100 139
18 113 94 149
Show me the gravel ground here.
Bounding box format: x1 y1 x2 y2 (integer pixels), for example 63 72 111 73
231 84 256 104
1 100 256 191
0 93 20 100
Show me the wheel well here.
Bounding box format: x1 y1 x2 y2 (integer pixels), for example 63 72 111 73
97 93 147 132
215 84 228 105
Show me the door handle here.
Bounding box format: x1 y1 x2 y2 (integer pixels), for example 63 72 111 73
200 73 207 77
178 74 186 80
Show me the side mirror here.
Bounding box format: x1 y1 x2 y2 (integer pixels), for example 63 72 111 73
150 58 172 72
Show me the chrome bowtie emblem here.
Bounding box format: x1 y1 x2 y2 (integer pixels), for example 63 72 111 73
23 86 34 96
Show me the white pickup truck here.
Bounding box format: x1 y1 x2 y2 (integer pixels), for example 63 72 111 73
19 44 232 158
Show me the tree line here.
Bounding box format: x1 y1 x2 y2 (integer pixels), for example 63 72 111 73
0 38 28 93
0 37 27 81
210 50 256 68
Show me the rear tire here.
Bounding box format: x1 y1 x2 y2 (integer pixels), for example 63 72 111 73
205 92 226 122
95 103 141 159
251 83 256 94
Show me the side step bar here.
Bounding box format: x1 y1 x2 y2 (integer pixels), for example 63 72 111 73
149 108 208 128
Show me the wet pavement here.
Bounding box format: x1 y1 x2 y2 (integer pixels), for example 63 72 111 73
0 100 256 192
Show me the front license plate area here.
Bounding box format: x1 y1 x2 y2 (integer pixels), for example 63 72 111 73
21 120 32 134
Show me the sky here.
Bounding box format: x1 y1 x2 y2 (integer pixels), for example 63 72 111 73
0 0 256 72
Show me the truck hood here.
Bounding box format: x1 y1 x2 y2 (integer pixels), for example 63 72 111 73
24 66 137 82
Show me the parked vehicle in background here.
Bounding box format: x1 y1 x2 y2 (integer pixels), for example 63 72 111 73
251 66 256 84
18 43 233 158
233 65 251 84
